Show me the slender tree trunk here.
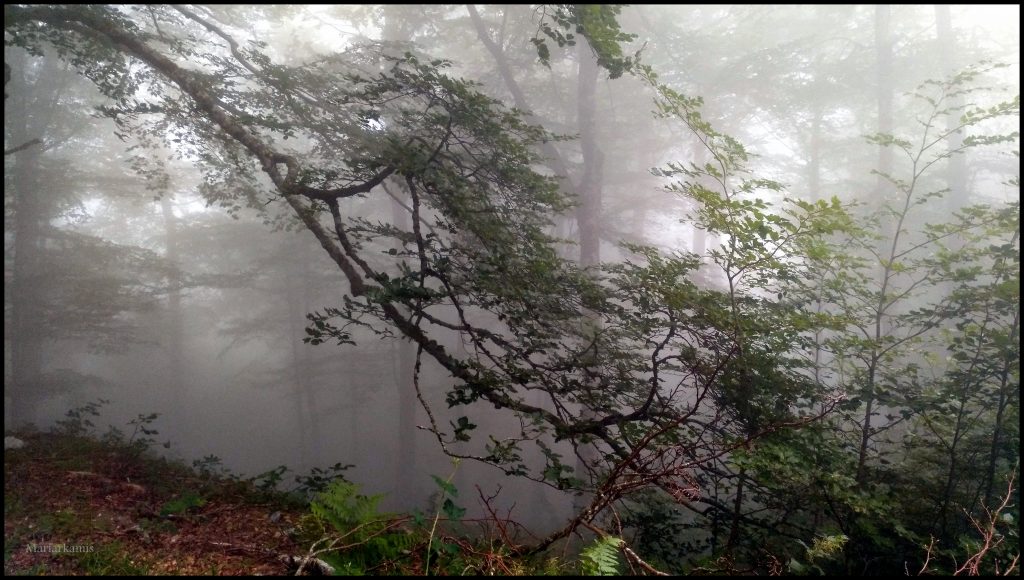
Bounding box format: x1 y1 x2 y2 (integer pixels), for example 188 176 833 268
808 106 823 202
466 8 579 523
725 466 746 552
466 5 575 191
808 105 828 398
573 38 604 510
383 5 418 500
938 396 969 538
857 4 895 486
160 195 188 425
8 55 46 428
934 5 967 211
288 291 312 468
286 238 326 469
10 146 45 428
856 359 879 485
300 251 324 466
875 5 894 207
689 143 711 288
983 306 1019 507
933 14 970 528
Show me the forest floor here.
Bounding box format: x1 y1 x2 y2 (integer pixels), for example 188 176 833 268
3 429 311 575
3 427 580 576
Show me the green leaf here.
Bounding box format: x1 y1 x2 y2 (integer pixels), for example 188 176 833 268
441 497 466 520
430 474 457 497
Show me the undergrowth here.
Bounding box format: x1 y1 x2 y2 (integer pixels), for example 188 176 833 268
5 400 640 576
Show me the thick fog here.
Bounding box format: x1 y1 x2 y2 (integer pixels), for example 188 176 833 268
5 5 1020 540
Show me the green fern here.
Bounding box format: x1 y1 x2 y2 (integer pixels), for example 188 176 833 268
311 480 385 532
309 480 414 573
580 536 624 576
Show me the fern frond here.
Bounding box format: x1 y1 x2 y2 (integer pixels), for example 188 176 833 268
580 536 624 576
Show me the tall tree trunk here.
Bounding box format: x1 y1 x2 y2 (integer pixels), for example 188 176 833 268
467 6 582 524
288 284 312 468
808 106 823 202
937 11 966 524
874 5 894 208
983 305 1019 508
807 104 828 395
573 39 604 510
857 4 895 486
285 237 323 469
300 250 325 467
383 5 418 500
934 5 967 211
690 143 710 288
159 195 188 425
10 143 45 428
725 466 746 552
466 5 575 193
8 55 47 428
938 394 970 538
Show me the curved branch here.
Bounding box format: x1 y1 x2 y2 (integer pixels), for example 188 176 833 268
4 138 42 156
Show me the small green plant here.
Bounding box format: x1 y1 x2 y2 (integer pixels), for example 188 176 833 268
35 507 110 539
249 465 289 492
125 412 161 452
306 480 414 574
580 536 625 576
294 462 354 498
191 454 227 478
159 491 207 517
424 459 465 575
788 533 848 575
35 509 79 538
56 399 109 436
537 556 572 575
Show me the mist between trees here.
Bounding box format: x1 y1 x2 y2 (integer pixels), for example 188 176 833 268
4 5 1019 575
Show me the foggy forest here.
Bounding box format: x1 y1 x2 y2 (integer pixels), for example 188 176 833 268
3 4 1020 576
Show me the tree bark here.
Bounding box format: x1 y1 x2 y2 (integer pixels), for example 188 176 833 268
383 5 418 501
934 5 967 211
573 38 604 509
8 54 48 428
160 195 188 425
857 4 895 486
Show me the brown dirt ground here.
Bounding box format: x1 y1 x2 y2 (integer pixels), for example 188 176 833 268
4 431 308 575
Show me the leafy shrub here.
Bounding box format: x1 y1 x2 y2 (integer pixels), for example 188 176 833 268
191 454 228 478
294 462 354 498
789 534 848 575
56 399 109 436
